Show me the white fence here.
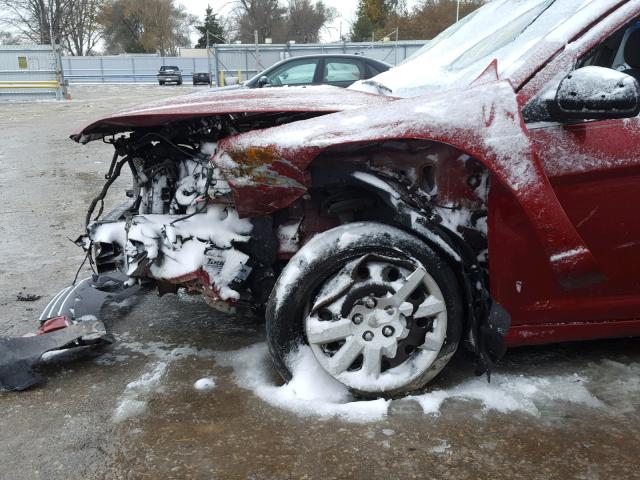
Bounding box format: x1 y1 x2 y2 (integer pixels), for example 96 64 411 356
0 45 67 100
61 41 426 85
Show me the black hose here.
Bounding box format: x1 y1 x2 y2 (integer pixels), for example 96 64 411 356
134 132 196 158
104 150 118 180
86 133 205 229
85 156 131 227
72 250 91 286
169 196 210 226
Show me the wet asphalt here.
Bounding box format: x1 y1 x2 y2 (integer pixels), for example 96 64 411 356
0 85 639 480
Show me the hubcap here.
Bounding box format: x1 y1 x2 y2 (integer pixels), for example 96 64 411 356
304 256 448 393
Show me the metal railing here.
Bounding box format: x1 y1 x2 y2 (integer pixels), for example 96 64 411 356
0 45 68 100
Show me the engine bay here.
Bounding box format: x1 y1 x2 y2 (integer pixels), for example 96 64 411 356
80 118 281 311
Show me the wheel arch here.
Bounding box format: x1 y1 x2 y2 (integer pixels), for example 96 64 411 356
303 160 510 375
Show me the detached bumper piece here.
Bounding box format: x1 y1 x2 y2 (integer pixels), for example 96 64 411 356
0 273 141 391
0 317 111 391
40 273 141 322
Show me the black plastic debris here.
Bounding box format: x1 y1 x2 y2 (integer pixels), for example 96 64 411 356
40 273 140 323
17 293 41 302
0 319 111 391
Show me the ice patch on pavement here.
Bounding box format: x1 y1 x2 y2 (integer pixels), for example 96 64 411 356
194 377 216 391
214 343 390 422
429 440 451 455
94 353 131 366
114 399 147 421
112 339 216 422
583 360 640 414
113 361 168 422
409 373 603 417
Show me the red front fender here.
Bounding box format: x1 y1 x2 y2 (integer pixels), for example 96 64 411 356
215 80 602 290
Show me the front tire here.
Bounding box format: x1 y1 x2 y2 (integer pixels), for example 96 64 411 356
266 222 464 398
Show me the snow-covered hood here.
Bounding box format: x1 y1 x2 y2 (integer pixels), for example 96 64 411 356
71 85 394 143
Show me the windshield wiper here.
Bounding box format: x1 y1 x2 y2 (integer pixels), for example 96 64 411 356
360 80 392 95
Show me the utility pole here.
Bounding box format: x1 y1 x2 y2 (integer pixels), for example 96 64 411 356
394 27 399 66
206 30 212 86
254 30 261 70
456 0 461 22
49 10 65 100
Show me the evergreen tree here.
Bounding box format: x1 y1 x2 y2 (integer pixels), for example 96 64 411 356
195 5 225 47
350 0 397 42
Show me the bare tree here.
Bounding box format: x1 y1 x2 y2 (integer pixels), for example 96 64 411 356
231 0 334 43
286 0 335 43
0 0 70 45
169 4 197 55
100 0 194 55
231 0 286 43
0 0 105 54
64 0 104 55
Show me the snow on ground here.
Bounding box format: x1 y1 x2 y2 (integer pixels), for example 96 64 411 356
110 338 216 422
194 377 216 391
214 342 637 423
409 372 601 417
113 361 168 422
215 343 390 422
101 336 640 424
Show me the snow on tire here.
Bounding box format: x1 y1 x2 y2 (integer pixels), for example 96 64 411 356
266 222 464 398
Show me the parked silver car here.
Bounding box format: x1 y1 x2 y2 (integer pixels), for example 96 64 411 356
157 66 183 85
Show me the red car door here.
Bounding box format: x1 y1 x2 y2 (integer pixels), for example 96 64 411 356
493 6 640 344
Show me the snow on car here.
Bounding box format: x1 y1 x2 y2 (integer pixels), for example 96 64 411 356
9 0 640 397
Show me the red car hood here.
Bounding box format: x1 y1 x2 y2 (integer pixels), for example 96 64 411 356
71 85 394 143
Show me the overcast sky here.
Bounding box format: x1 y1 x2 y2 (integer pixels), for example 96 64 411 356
178 0 417 43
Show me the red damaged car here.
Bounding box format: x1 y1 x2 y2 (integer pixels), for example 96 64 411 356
48 0 640 397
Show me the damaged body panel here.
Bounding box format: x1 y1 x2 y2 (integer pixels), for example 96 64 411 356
0 318 111 391
8 0 636 395
72 85 394 142
213 79 602 291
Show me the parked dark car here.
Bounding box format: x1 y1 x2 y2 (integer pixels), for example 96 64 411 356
192 72 210 85
157 66 182 85
210 54 391 90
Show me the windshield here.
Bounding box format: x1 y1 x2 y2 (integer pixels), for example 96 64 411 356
351 0 602 97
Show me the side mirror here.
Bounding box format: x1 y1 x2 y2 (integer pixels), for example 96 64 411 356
258 76 269 87
553 66 640 120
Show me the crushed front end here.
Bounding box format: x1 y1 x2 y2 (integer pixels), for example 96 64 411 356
78 122 280 314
